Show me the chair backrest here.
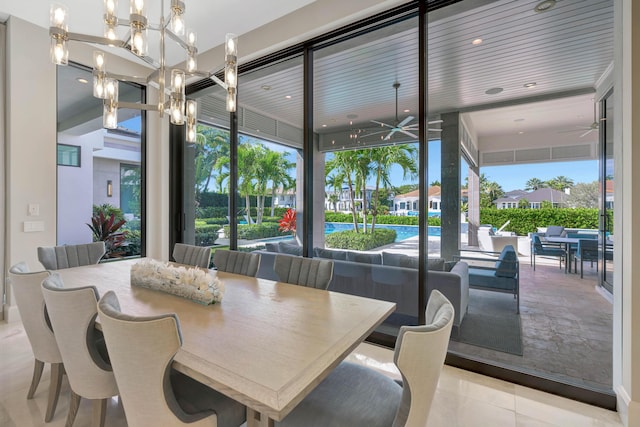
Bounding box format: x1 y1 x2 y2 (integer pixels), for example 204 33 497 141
532 234 544 250
97 291 212 427
274 255 334 290
545 225 565 237
37 242 106 270
392 290 454 427
8 262 61 363
494 245 518 278
213 249 261 277
172 243 212 268
41 275 118 399
578 238 598 258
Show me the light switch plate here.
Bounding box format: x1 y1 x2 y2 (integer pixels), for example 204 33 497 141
28 203 39 216
23 221 45 232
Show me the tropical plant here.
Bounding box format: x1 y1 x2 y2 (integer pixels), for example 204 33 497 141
87 211 127 257
546 175 575 192
278 208 296 235
326 151 360 231
194 126 230 198
525 178 546 191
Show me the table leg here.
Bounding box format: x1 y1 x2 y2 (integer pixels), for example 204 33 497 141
247 408 275 427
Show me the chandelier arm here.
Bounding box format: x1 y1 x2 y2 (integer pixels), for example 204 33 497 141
103 72 148 86
209 74 229 90
65 32 127 48
165 29 190 50
118 101 161 112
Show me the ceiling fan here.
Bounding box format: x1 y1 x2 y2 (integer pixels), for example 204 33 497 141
366 82 443 141
559 100 599 138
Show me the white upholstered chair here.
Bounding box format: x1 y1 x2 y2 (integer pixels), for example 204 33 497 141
277 290 454 427
41 275 118 427
172 243 212 268
212 249 261 277
97 291 246 427
274 255 334 290
37 242 106 270
7 262 64 422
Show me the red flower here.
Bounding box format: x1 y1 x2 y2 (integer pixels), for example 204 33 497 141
279 209 296 234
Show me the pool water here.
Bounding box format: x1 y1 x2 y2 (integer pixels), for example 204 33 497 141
325 222 431 242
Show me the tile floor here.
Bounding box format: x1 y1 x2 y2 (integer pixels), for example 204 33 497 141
0 320 622 427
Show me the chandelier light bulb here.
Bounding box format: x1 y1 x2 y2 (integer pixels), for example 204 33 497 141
187 126 196 142
105 0 116 14
50 4 67 28
131 0 144 15
187 31 196 46
171 13 184 35
187 100 196 116
94 52 105 70
187 55 196 73
226 68 236 87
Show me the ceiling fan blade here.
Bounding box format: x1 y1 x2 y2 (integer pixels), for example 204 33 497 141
397 116 414 127
580 128 596 138
399 129 418 139
384 129 399 140
370 120 394 129
428 128 443 132
428 119 443 124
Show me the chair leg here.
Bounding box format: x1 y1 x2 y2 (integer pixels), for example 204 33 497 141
45 362 64 422
27 359 45 399
66 390 82 427
91 398 108 427
581 258 584 279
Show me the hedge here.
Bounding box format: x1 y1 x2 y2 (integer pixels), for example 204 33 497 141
325 229 396 251
195 224 221 246
222 223 290 240
479 208 609 235
324 212 440 226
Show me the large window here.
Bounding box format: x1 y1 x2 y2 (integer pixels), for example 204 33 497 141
56 64 144 259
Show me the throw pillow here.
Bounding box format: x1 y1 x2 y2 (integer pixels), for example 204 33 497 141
381 251 404 266
346 251 382 264
313 247 347 260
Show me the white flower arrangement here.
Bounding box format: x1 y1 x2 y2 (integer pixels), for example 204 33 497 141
130 259 224 305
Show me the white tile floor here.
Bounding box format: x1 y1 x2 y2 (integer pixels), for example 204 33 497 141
1 320 623 427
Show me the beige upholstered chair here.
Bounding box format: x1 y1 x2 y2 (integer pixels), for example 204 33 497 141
172 243 212 268
277 290 454 427
274 255 334 290
7 262 64 422
97 291 246 427
41 275 118 427
212 249 261 277
37 242 106 270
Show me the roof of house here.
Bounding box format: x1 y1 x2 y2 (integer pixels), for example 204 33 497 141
494 188 568 204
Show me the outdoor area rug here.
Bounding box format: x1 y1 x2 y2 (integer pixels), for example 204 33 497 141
452 288 523 356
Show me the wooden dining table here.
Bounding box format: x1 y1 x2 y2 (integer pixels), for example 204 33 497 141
55 258 396 427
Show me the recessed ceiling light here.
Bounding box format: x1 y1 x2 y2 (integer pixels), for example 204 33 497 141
472 38 483 45
76 77 88 84
261 85 271 91
285 95 292 99
322 124 327 127
514 118 525 122
403 109 410 113
534 0 556 13
518 131 525 135
485 87 503 95
524 82 537 89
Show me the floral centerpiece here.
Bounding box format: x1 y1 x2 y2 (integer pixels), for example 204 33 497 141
130 259 224 305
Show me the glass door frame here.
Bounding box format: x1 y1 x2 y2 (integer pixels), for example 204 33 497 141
599 89 614 294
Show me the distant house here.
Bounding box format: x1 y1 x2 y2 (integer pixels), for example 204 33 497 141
325 186 375 213
392 186 442 216
493 188 568 209
272 188 296 209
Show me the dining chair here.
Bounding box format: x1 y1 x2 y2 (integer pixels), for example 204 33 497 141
172 243 213 268
97 291 246 427
274 255 334 290
574 238 599 278
7 262 64 422
277 289 454 427
213 249 261 277
41 275 119 427
531 234 566 271
37 242 106 270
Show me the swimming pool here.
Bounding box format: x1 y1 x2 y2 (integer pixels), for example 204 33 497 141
325 222 430 241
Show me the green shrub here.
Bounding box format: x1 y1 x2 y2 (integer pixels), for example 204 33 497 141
195 224 221 246
324 212 440 226
479 208 604 235
325 229 396 251
222 223 289 240
196 206 228 219
203 217 228 225
93 204 124 222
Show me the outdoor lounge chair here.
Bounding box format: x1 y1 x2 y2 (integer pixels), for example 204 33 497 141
531 234 566 271
454 245 520 314
574 238 599 278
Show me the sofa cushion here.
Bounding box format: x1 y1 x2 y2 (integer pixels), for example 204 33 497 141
427 258 445 271
314 248 347 260
494 245 517 278
381 251 404 266
279 242 303 256
346 252 382 264
398 256 418 269
265 242 280 253
468 268 516 291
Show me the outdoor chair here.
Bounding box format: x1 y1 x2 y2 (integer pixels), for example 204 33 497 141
531 234 566 271
7 262 64 423
566 233 598 271
37 242 106 270
97 291 246 427
172 243 212 268
276 290 453 427
274 255 334 290
41 275 118 427
213 249 261 277
455 245 520 313
574 238 599 278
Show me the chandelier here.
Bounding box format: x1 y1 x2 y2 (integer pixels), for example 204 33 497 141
48 0 238 142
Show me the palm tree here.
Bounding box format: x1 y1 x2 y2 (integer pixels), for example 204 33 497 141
525 177 545 191
266 152 295 217
326 151 360 232
194 125 229 197
326 173 345 213
547 175 575 192
369 144 417 231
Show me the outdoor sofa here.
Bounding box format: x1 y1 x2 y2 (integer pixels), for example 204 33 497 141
255 242 469 329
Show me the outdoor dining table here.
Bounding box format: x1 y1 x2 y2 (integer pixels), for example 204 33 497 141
545 236 581 273
55 258 395 427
